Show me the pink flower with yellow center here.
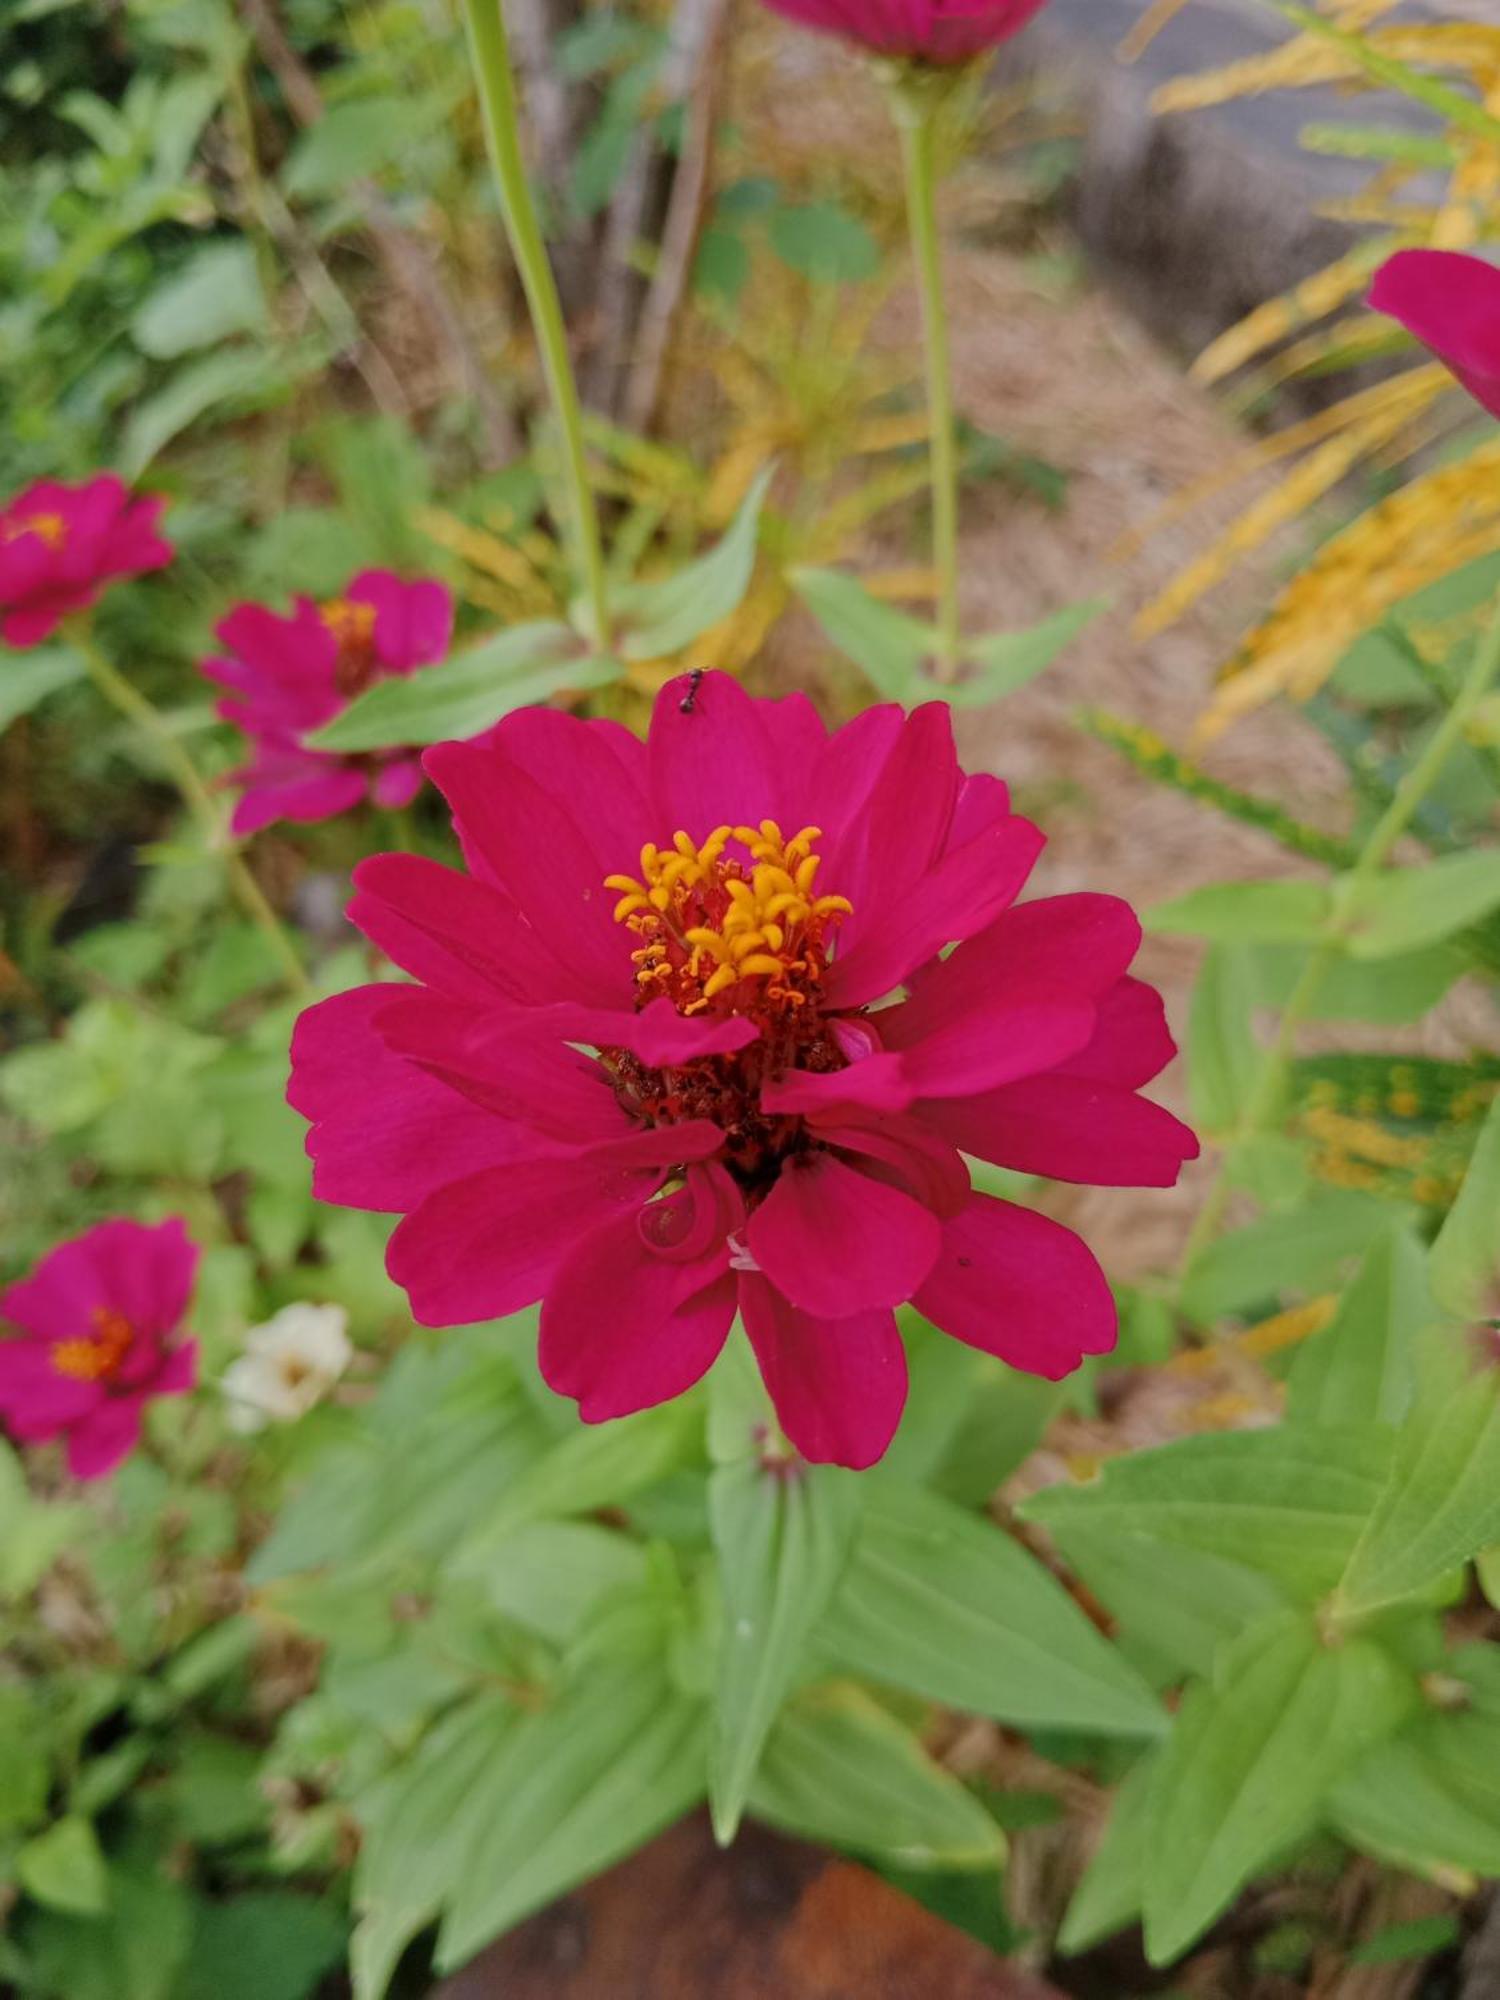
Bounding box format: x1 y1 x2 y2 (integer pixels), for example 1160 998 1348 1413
0 475 172 648
202 569 454 834
758 0 1050 65
0 1219 199 1480
289 673 1196 1468
1369 249 1500 421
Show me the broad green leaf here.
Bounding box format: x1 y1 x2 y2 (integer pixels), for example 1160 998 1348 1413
18 1815 110 1915
0 1685 50 1834
1342 852 1500 959
283 97 425 199
947 599 1104 707
1045 1520 1284 1682
819 1480 1164 1738
310 621 600 752
930 1365 1066 1508
178 1891 346 2000
1334 1732 1500 1881
750 1683 1004 1869
1182 1186 1398 1324
28 1859 192 2000
1336 1371 1500 1616
1429 1094 1500 1319
1141 1615 1413 1964
434 1664 705 1969
791 566 933 702
615 466 773 659
1056 1752 1157 1954
1023 1427 1392 1599
0 645 85 732
132 240 268 357
1349 1916 1462 1966
352 1692 520 2000
455 1397 702 1557
1146 878 1331 945
1187 943 1259 1137
1252 940 1464 1024
708 1453 861 1842
1287 1225 1430 1430
120 346 298 479
768 200 879 284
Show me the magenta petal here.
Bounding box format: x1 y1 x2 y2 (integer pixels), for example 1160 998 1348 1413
811 1111 970 1219
1369 248 1500 419
925 1074 1199 1187
740 1275 906 1469
289 987 526 1210
825 703 959 939
349 852 571 1005
884 998 1098 1099
813 703 904 846
153 1340 198 1395
915 1194 1117 1378
1058 977 1177 1089
389 1152 656 1326
0 1341 99 1430
762 1052 912 1117
371 756 424 810
490 707 653 874
351 570 454 672
539 1211 736 1421
745 1153 941 1316
827 813 1045 1008
531 996 759 1065
66 1395 147 1481
648 672 782 839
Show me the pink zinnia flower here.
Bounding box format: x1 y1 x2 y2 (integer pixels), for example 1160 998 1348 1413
0 475 172 648
1369 249 1500 421
0 1219 199 1481
758 0 1049 66
203 569 454 835
289 673 1196 1469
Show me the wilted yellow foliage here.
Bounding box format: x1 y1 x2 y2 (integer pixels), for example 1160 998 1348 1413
1194 435 1500 738
1189 242 1395 387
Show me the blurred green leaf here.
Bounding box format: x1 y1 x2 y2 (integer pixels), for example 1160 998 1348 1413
615 466 773 660
1430 1094 1500 1319
0 644 85 732
768 200 879 284
792 566 933 702
1287 1226 1430 1430
1343 853 1500 959
1147 878 1332 944
18 1815 109 1915
1188 943 1260 1138
131 240 267 357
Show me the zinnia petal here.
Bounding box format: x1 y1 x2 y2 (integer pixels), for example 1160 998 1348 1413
740 1274 907 1469
745 1153 942 1316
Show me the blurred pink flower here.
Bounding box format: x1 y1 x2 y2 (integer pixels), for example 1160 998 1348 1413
289 672 1195 1470
203 569 453 835
0 475 172 648
758 0 1050 65
0 1219 199 1480
1369 249 1500 420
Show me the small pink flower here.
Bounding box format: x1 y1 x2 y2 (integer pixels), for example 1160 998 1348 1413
0 475 173 648
758 0 1049 65
0 1219 200 1481
203 570 453 835
1369 249 1500 421
289 673 1196 1471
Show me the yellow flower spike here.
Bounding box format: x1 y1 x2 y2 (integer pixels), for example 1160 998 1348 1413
612 893 650 922
703 964 740 999
794 855 821 893
737 954 787 980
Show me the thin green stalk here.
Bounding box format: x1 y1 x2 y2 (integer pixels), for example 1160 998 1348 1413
893 83 961 679
1179 587 1500 1280
460 0 610 647
69 624 309 996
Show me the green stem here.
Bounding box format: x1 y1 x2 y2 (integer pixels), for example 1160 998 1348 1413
894 82 961 679
1179 586 1500 1280
460 0 611 648
70 625 309 996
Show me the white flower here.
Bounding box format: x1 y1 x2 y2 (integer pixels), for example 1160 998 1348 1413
222 1303 352 1433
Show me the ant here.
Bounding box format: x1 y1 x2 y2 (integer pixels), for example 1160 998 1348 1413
678 667 704 714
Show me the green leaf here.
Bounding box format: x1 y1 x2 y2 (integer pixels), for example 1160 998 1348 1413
1336 1371 1500 1616
433 1664 705 1970
615 466 773 660
1141 1615 1413 1964
791 566 933 703
120 346 295 480
132 240 268 358
452 1519 649 1643
309 621 603 752
1342 852 1500 959
768 200 879 284
27 1859 192 2000
1023 1427 1392 1599
750 1683 1005 1869
1333 1726 1500 1880
1349 1914 1461 1965
1188 944 1259 1137
0 1685 50 1835
1146 877 1332 944
947 600 1104 707
708 1453 861 1842
1429 1094 1500 1319
1182 1187 1398 1324
18 1815 110 1915
283 97 424 199
1287 1226 1430 1430
1056 1752 1157 1953
1252 940 1464 1024
179 1892 346 2000
0 644 85 732
819 1480 1164 1738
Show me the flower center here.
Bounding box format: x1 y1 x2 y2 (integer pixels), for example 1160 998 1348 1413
604 821 852 1019
52 1306 135 1383
5 511 68 549
321 597 380 697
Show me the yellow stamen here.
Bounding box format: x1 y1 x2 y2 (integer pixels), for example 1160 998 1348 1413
52 1306 134 1383
5 511 68 549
